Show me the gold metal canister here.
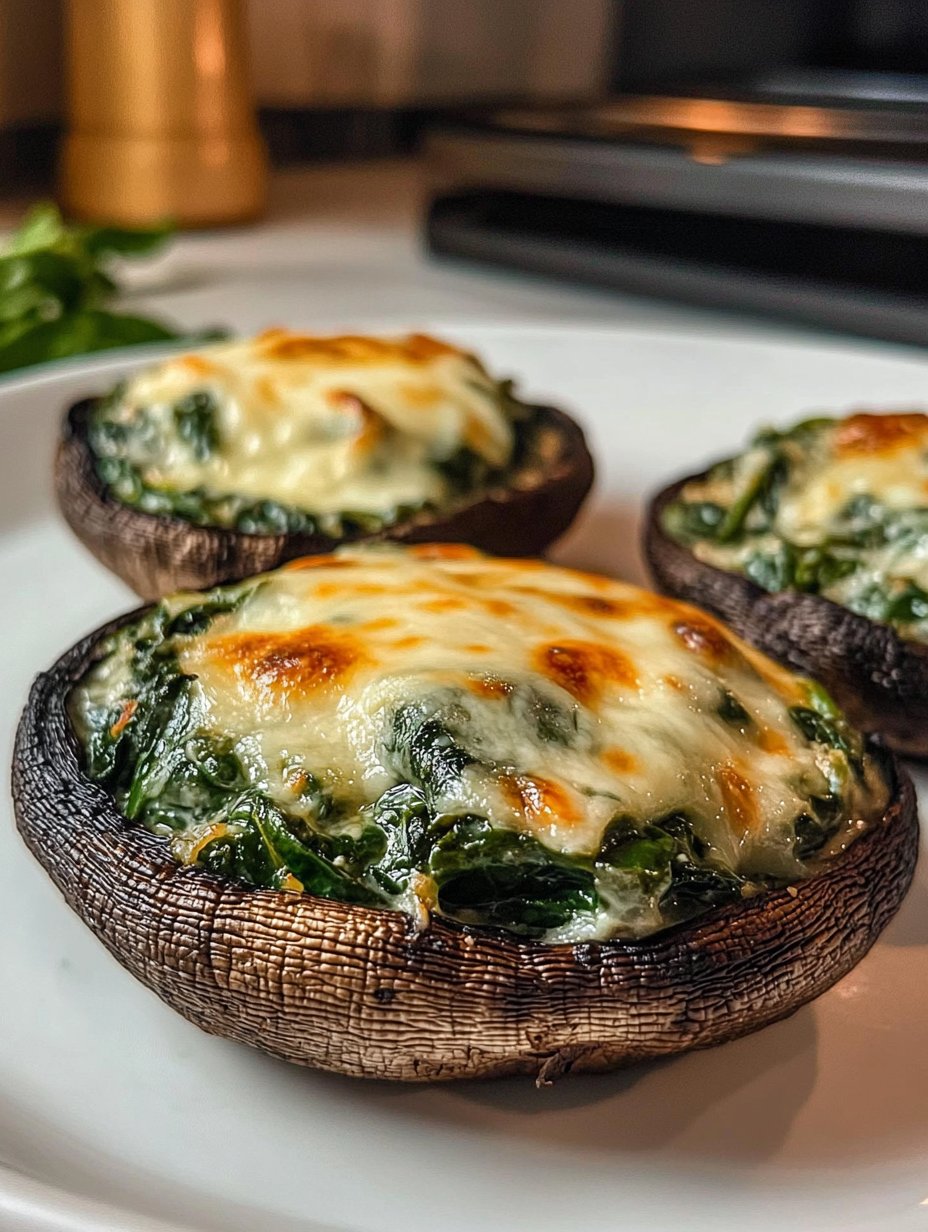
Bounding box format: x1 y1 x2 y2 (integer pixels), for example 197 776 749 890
60 0 267 226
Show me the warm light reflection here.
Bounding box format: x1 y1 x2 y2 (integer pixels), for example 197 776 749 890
597 97 854 142
194 0 227 79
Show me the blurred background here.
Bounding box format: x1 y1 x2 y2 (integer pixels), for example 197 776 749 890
0 0 614 198
2 0 928 368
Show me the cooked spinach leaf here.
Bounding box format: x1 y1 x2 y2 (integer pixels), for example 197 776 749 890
718 689 751 728
597 813 744 924
173 391 220 462
430 816 597 935
74 582 865 940
665 415 928 641
659 862 744 922
387 701 476 800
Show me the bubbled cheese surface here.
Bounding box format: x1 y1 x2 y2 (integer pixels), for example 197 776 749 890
679 412 928 638
773 413 928 543
108 330 516 514
128 545 883 878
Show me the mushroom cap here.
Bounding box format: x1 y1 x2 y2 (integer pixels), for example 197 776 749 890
55 399 595 600
645 474 928 758
12 609 919 1083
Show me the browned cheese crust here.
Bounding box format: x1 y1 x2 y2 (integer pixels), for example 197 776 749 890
12 610 919 1082
645 475 928 758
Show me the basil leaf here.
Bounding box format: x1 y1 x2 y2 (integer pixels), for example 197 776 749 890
6 203 65 255
0 311 179 374
0 202 227 375
80 222 173 258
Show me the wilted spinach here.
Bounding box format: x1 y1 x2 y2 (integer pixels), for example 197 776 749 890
664 416 928 640
432 820 597 934
74 589 846 940
597 813 744 925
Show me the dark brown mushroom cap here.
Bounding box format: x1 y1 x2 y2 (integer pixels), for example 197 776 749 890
645 475 928 758
11 609 919 1082
55 398 594 600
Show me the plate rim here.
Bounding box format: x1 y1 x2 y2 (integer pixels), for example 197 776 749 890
2 320 927 1232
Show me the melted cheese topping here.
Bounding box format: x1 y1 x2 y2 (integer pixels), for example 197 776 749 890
776 413 928 542
676 412 928 640
100 330 516 515
81 545 883 900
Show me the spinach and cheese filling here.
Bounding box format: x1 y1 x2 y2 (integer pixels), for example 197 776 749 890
665 411 928 642
69 544 888 943
86 330 525 535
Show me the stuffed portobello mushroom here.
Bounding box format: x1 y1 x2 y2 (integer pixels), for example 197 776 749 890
55 329 593 599
647 410 928 756
13 544 917 1081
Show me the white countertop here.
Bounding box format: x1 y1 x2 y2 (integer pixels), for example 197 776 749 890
0 159 917 357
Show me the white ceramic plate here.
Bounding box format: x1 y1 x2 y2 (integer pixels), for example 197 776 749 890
2 327 927 1232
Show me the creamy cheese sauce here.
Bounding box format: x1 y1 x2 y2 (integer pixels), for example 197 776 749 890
669 412 928 641
89 330 517 522
71 545 887 941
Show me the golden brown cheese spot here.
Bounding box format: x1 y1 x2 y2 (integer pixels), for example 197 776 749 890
663 673 686 692
109 699 137 739
511 585 596 610
716 763 758 836
461 411 498 458
499 773 582 828
483 598 518 618
408 543 482 561
603 748 638 775
327 389 356 411
397 381 443 409
178 355 218 378
258 334 376 363
504 558 618 592
757 725 791 756
357 616 398 632
256 330 462 366
833 411 928 458
534 640 639 705
467 674 514 699
391 635 426 650
529 587 675 622
465 643 493 654
335 395 388 457
672 616 734 663
420 597 465 614
256 374 282 408
312 582 342 599
201 625 369 700
284 766 309 795
566 594 625 617
283 556 354 572
404 333 464 362
315 581 388 600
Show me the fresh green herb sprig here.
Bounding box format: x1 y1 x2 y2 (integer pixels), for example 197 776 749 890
0 202 223 375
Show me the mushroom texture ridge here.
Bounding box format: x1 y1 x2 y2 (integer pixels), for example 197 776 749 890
65 543 891 943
